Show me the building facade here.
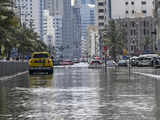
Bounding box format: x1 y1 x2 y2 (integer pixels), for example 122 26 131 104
62 0 74 59
72 6 81 59
53 15 63 59
96 0 111 30
117 17 156 55
87 26 100 57
154 0 160 51
75 0 96 5
14 0 44 40
79 4 96 57
43 0 74 59
44 0 64 16
42 10 55 53
111 0 154 19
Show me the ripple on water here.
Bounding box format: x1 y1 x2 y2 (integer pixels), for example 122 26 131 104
4 86 156 120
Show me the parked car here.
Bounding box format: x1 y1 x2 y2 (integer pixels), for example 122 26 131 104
28 52 53 74
136 56 153 67
153 57 160 68
118 60 128 67
88 59 103 68
130 56 138 66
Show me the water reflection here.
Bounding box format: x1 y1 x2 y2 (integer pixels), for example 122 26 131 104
29 75 53 88
0 67 160 119
0 73 29 120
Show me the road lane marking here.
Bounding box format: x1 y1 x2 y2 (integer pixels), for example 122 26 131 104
0 71 28 81
134 72 160 79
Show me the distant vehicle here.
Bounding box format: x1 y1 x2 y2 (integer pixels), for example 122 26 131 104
88 59 103 68
118 60 128 67
28 52 53 74
60 60 73 65
53 59 62 66
73 58 80 63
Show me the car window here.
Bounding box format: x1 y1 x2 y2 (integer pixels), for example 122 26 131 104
33 54 49 58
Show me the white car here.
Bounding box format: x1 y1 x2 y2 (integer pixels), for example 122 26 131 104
137 57 153 67
106 60 117 67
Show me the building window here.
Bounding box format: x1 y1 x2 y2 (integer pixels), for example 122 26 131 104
141 1 146 5
131 22 135 27
125 2 128 5
99 9 104 13
98 2 104 6
144 29 146 35
144 21 146 27
99 23 104 26
131 1 134 5
126 10 129 14
132 10 135 14
142 10 147 14
99 16 104 19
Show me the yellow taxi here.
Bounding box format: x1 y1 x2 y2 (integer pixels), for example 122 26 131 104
28 52 53 74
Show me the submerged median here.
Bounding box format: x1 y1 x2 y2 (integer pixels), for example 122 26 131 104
0 61 28 78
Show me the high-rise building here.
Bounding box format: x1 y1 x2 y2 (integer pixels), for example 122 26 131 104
79 4 96 57
96 0 111 30
42 10 55 52
53 15 63 58
62 0 74 59
75 0 96 5
44 0 63 16
43 0 74 59
14 0 44 40
72 6 81 58
111 0 154 19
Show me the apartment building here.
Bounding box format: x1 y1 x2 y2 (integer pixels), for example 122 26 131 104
116 17 156 55
14 0 44 40
154 0 160 51
96 0 111 30
111 0 154 19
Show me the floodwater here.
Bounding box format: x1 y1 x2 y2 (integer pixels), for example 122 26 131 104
0 64 160 120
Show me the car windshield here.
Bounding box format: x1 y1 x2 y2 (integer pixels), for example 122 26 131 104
33 54 49 58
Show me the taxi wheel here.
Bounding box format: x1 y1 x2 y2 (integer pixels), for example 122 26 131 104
48 70 53 74
29 70 34 75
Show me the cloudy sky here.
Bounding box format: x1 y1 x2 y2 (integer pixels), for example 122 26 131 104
71 0 75 6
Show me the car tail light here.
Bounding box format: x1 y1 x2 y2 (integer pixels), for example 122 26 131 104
48 60 50 64
90 62 93 64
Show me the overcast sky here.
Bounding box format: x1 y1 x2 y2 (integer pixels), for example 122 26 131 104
71 0 75 6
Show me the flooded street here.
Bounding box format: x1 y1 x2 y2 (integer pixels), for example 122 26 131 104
1 64 160 120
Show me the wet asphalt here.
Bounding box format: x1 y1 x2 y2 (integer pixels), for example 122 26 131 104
0 64 160 120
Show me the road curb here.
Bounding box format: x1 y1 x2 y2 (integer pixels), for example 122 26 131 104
0 71 28 82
